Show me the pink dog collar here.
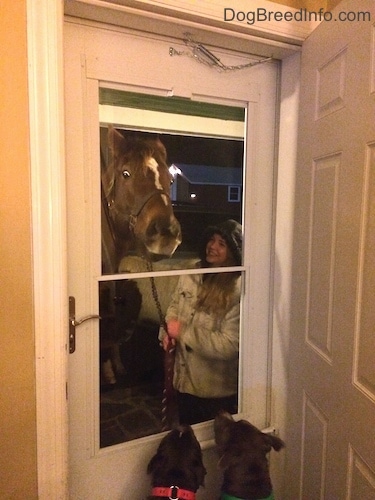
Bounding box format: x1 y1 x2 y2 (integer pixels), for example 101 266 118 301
152 486 196 500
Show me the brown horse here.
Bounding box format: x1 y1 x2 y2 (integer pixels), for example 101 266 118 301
101 126 182 272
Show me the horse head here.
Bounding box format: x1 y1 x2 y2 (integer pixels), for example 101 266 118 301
102 126 182 268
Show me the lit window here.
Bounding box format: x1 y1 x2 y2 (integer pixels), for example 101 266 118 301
228 185 241 202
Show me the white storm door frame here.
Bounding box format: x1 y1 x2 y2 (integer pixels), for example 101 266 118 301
27 0 68 498
27 0 304 498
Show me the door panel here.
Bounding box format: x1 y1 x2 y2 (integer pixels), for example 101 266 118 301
64 19 278 499
99 114 245 445
285 1 375 498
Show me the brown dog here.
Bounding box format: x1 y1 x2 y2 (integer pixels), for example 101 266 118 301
147 425 206 499
214 411 285 500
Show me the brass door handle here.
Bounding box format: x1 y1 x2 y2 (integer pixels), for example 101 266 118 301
69 296 101 353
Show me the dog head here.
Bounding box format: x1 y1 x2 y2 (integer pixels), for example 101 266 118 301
214 411 285 499
147 425 206 495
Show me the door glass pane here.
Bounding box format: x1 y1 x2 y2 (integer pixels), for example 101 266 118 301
99 278 165 444
99 89 245 446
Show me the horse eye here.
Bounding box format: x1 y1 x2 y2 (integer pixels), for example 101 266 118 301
122 170 131 179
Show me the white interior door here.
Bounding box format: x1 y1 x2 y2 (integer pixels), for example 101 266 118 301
285 0 375 497
64 18 279 499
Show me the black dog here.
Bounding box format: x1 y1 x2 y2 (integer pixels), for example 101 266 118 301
214 411 285 500
147 425 206 499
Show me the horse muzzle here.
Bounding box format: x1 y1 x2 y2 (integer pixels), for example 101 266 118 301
142 216 182 257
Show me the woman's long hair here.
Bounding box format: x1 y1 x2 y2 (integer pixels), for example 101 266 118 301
196 219 242 316
195 271 240 317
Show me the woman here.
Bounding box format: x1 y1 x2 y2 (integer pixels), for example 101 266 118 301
160 219 242 425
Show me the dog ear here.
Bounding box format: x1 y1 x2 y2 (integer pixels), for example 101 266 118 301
262 433 285 452
217 451 231 470
195 461 207 487
217 447 245 472
147 451 163 475
147 442 170 476
214 411 235 448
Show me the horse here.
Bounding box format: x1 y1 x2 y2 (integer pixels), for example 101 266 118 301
100 255 198 388
101 125 182 273
100 126 183 388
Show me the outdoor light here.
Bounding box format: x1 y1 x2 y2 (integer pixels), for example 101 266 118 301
169 164 182 178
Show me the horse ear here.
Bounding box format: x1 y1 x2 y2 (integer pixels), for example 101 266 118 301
107 125 125 157
154 137 167 160
102 125 122 200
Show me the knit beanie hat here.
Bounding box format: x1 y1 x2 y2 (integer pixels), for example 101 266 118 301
200 219 242 266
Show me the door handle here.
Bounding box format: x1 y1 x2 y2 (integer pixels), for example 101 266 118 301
69 296 101 353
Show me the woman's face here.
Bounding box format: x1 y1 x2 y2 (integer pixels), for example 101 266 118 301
205 233 234 266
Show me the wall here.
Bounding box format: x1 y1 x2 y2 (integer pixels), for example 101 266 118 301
272 0 342 10
0 1 323 497
0 2 38 498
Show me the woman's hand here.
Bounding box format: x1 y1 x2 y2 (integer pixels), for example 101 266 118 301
167 319 181 339
160 319 181 351
162 335 176 351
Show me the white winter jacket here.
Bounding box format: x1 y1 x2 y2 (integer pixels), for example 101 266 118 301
160 272 240 398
